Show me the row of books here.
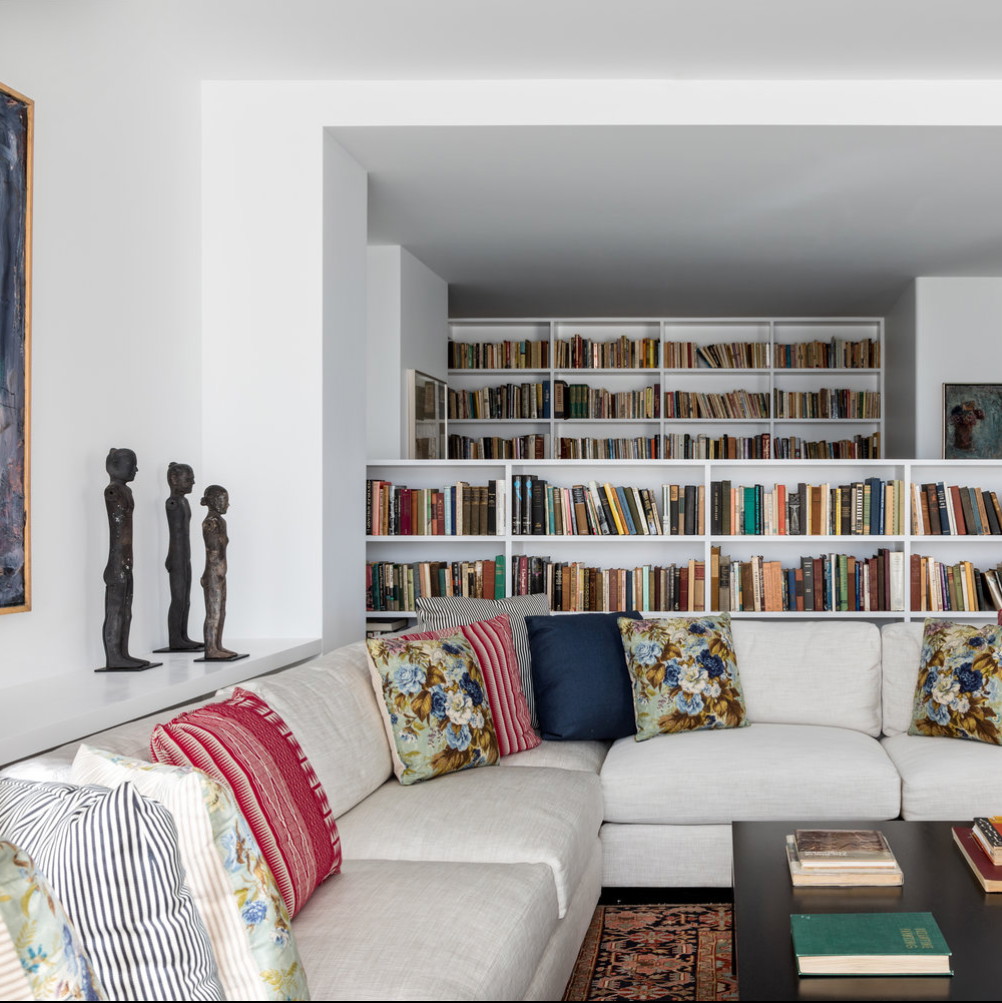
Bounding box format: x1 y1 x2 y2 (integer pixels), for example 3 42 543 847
554 436 660 459
446 336 879 371
773 388 881 420
913 481 1002 535
663 340 769 369
447 430 882 460
663 389 770 420
709 478 906 536
553 381 660 420
554 334 659 370
448 339 549 370
447 433 549 460
365 480 505 536
510 477 705 536
913 555 1002 612
711 547 906 612
509 556 705 613
774 337 880 370
448 382 551 420
365 557 505 611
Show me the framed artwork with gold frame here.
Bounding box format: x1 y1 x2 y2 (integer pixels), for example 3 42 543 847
0 81 32 613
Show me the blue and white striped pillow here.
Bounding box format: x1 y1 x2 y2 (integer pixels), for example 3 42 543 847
0 778 223 1002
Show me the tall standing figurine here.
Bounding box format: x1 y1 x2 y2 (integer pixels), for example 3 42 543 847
197 484 246 662
99 448 160 671
157 462 203 652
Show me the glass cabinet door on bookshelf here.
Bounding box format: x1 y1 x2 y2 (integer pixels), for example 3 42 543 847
407 370 447 460
445 317 884 460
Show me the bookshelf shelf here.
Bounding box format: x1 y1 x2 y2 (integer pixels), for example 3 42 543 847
446 317 883 461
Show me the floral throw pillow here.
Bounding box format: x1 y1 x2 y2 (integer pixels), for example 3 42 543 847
909 619 1002 745
365 631 500 784
618 613 748 742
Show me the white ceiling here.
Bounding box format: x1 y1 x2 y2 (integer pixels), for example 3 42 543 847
332 124 1002 317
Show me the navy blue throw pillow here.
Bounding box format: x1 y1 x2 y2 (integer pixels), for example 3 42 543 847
526 611 641 741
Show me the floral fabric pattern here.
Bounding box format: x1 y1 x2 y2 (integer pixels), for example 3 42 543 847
71 747 308 1000
0 841 105 1001
909 619 1002 745
618 614 748 742
366 631 500 784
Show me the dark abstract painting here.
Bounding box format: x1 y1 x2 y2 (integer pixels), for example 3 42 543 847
944 383 1002 460
0 82 31 613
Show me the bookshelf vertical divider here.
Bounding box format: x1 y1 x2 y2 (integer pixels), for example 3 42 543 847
366 458 1002 624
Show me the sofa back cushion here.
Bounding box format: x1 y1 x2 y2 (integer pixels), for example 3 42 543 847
233 641 393 818
880 621 927 737
732 620 882 736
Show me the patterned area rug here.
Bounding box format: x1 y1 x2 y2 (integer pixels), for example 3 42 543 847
563 904 738 1001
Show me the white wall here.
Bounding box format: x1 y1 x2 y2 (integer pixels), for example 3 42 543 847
913 277 1002 458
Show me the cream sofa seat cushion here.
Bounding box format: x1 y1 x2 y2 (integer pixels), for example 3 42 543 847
293 858 557 1001
880 621 926 737
602 723 901 824
733 620 882 735
499 740 609 774
335 766 602 919
882 731 1002 819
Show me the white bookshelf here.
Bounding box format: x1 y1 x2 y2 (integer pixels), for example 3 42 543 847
366 458 1002 623
446 317 883 459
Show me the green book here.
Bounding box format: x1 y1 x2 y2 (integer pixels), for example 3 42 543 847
790 912 952 977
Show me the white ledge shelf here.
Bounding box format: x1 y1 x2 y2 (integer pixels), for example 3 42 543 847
0 637 321 767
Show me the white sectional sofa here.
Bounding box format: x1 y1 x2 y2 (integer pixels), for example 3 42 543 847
5 617 1002 1000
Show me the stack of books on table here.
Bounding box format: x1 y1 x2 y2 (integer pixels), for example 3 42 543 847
786 828 903 887
952 816 1002 891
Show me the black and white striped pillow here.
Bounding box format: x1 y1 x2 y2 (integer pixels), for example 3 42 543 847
0 778 223 1002
416 593 551 727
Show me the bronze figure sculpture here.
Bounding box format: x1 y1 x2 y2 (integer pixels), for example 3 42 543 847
98 448 160 672
157 462 203 652
197 484 246 662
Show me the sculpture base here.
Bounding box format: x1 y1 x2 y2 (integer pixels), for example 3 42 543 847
194 652 249 663
95 660 163 673
153 644 204 653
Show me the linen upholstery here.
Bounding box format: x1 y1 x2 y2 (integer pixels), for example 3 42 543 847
292 859 556 1001
882 731 1002 819
880 621 926 737
732 620 882 736
499 740 609 774
601 823 735 888
233 641 392 817
601 723 901 824
335 766 602 919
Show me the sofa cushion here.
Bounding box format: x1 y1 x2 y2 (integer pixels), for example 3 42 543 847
235 642 393 817
619 613 747 741
601 723 901 824
71 745 308 1002
391 615 540 756
499 739 609 774
908 619 1002 745
0 840 105 1002
335 766 602 919
527 611 640 741
0 778 223 1001
733 620 882 736
881 622 926 737
882 732 1002 819
151 687 342 918
292 858 557 1001
416 592 551 727
365 631 500 784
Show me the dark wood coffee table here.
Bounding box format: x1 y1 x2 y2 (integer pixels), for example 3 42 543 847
733 820 1002 1001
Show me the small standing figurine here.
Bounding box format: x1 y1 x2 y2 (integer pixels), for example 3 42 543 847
156 462 203 652
197 484 247 662
98 448 160 672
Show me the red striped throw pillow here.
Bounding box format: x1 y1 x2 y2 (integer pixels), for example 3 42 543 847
150 687 341 917
400 613 540 756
